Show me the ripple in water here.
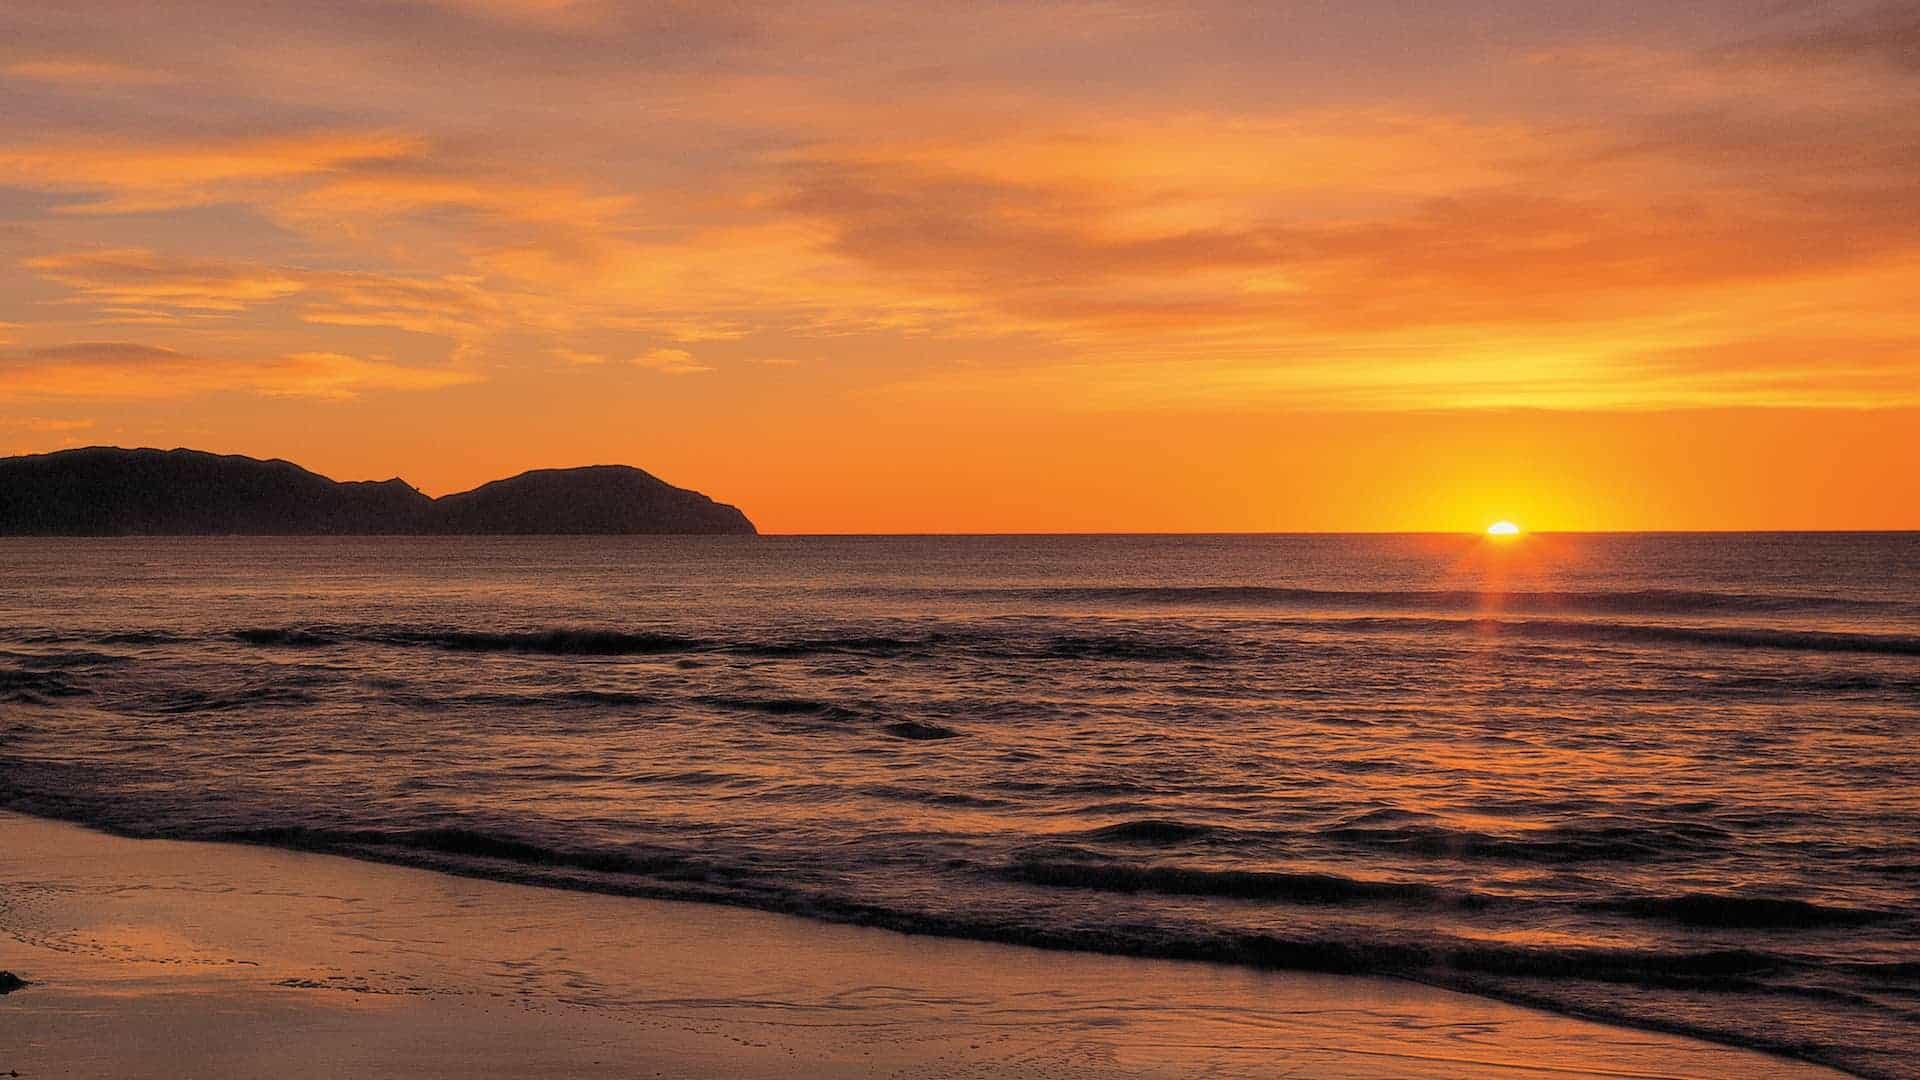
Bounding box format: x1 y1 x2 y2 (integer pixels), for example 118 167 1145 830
1 532 1916 1079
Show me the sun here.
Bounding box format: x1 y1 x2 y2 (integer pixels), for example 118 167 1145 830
1486 520 1522 537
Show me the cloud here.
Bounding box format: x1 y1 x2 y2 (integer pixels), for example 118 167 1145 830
294 273 506 338
631 347 712 375
0 416 95 432
275 170 634 230
0 1 1915 423
4 59 174 86
0 131 423 214
602 316 750 342
0 343 480 401
776 143 1920 341
23 249 508 339
869 327 1920 415
1739 3 1920 75
403 0 601 27
26 249 309 311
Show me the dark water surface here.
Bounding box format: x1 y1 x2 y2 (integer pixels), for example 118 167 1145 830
2 534 1916 1077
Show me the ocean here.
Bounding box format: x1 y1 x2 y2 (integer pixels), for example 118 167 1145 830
2 533 1916 1077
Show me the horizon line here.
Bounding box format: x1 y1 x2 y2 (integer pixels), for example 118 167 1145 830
6 529 1915 538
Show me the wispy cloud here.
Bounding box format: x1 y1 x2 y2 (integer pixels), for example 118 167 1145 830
631 347 712 375
1736 2 1920 75
27 249 309 311
0 343 480 401
0 131 422 214
4 59 174 86
0 415 95 432
23 249 509 339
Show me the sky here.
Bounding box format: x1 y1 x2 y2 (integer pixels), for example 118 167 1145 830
1 0 1916 532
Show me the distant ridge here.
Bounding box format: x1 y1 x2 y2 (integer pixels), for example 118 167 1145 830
0 447 756 536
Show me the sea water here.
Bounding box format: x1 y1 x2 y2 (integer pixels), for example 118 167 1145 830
2 533 1916 1076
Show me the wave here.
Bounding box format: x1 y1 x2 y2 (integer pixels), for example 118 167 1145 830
1033 634 1214 661
881 720 963 740
5 630 187 646
147 684 320 714
1323 818 1733 863
1003 851 1899 938
231 627 341 648
4 800 1891 990
1328 616 1920 657
389 628 705 655
1584 893 1897 930
0 666 92 704
0 647 135 669
221 616 1920 661
692 698 958 740
998 857 1489 909
695 694 852 717
212 825 750 885
877 585 1918 617
492 689 661 708
226 624 1230 663
0 788 1898 1079
10 611 1913 668
1710 672 1920 697
1059 812 1636 852
857 783 1003 807
178 822 1841 998
233 625 702 654
732 635 928 658
1079 819 1220 845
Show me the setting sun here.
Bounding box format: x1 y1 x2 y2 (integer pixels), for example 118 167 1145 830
1486 520 1522 536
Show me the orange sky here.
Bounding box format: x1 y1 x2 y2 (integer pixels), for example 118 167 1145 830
1 2 1917 531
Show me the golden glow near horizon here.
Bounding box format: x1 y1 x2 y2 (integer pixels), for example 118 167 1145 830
1 3 1918 531
1487 521 1522 537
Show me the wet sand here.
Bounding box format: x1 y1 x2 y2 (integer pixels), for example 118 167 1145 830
0 812 1848 1079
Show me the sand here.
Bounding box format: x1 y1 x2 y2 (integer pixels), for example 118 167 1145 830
0 812 1847 1079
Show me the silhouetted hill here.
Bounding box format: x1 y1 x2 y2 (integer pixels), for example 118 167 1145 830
0 447 756 536
0 448 434 535
433 465 756 535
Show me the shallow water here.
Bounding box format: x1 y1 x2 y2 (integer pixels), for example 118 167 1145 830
2 533 1916 1077
0 811 1855 1080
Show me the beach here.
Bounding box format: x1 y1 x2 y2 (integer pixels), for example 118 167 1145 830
0 812 1852 1079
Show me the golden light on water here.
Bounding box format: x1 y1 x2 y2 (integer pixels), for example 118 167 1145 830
1486 520 1522 537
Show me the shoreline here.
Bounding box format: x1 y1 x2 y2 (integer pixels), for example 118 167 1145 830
0 811 1851 1079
